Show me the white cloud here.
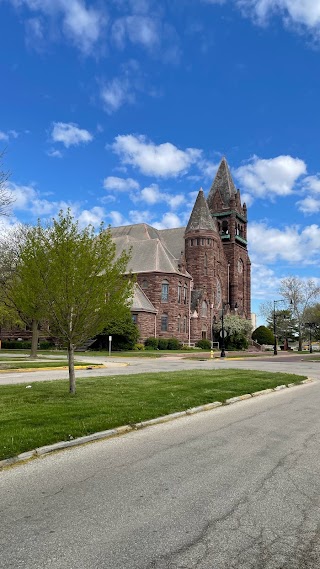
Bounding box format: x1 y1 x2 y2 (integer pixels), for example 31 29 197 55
103 176 139 191
249 221 320 265
100 77 134 114
0 131 9 142
296 174 320 214
112 15 160 50
297 196 320 215
77 206 105 228
240 192 254 207
112 134 202 177
108 210 128 226
139 184 161 205
251 263 281 299
0 129 19 141
130 183 185 209
302 174 320 194
51 122 93 148
47 148 63 158
129 209 153 223
237 0 320 39
9 0 106 55
153 212 184 229
7 182 38 210
235 155 306 199
200 159 220 180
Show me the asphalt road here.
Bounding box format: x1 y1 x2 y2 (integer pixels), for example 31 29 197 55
0 352 320 385
2 371 320 568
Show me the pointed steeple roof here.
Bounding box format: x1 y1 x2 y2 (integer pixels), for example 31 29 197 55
207 157 237 207
185 189 217 233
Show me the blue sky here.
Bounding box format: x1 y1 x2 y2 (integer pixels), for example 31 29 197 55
1 0 320 324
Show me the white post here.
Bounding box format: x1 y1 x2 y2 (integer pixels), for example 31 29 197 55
109 335 112 356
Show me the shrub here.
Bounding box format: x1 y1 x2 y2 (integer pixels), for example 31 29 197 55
158 338 169 350
0 340 54 350
144 337 158 349
252 326 274 345
225 334 249 350
134 343 145 351
167 338 182 350
196 339 212 350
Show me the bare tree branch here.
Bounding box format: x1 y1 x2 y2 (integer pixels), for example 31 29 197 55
0 151 14 217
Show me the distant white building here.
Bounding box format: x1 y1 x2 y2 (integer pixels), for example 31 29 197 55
251 313 257 331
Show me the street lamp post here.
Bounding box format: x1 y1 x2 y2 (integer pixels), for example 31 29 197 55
221 304 226 358
273 298 293 355
305 322 316 353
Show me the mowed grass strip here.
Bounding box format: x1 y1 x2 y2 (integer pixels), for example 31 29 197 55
0 369 306 460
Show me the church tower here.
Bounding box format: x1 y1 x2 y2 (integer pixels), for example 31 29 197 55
185 189 228 341
207 158 251 319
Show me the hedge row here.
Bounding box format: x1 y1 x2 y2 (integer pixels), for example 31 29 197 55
144 337 182 350
0 341 55 350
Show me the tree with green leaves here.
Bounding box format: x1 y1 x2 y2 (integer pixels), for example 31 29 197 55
303 303 320 342
213 314 252 350
252 325 274 346
0 224 45 357
18 210 134 394
265 308 299 348
92 309 139 351
280 277 320 350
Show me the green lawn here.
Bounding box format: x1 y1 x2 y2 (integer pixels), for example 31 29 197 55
0 369 306 460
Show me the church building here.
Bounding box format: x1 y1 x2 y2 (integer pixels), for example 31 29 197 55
111 157 251 345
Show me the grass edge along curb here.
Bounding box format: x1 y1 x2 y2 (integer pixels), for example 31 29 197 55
0 378 314 471
0 364 106 374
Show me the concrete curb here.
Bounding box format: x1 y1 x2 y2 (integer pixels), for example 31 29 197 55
0 378 314 470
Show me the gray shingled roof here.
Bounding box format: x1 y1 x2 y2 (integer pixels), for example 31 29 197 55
185 189 217 233
131 283 157 313
110 224 191 277
157 227 185 260
207 157 237 207
111 223 159 241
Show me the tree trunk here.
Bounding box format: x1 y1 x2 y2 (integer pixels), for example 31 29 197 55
30 319 39 358
68 342 76 395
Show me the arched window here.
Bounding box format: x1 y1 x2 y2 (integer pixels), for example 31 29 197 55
161 313 168 332
222 220 228 234
201 300 208 317
141 279 148 289
183 284 187 304
204 253 208 276
177 315 181 332
178 282 182 303
183 316 187 333
161 280 169 302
